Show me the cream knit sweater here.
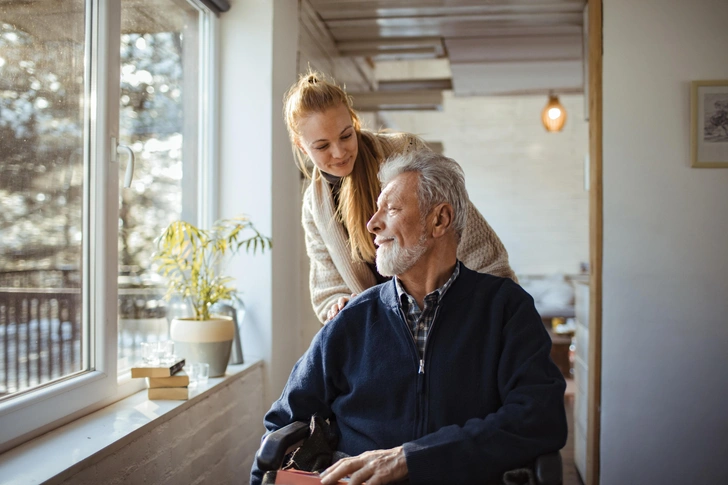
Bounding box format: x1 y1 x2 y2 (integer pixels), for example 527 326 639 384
302 131 517 323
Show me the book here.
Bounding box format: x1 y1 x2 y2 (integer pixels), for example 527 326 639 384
147 370 189 388
131 358 185 378
148 387 189 400
264 470 353 484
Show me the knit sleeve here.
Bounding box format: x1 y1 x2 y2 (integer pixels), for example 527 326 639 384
457 201 518 283
302 186 357 323
376 131 432 159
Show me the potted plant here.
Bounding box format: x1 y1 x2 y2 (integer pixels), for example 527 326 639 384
153 216 271 377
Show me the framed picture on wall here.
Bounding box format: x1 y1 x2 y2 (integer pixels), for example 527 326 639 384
691 80 728 168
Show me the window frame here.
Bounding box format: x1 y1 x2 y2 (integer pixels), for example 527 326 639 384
0 0 218 452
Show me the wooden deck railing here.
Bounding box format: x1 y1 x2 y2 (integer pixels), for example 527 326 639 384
0 288 82 397
0 285 170 398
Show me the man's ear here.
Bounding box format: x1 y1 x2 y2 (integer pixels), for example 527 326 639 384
430 203 454 238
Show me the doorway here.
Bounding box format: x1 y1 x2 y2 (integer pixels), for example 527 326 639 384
296 1 604 482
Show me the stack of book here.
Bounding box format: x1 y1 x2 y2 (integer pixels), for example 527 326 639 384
131 357 189 400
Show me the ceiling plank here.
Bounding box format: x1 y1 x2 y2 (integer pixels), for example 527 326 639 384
446 34 582 63
349 89 443 111
329 23 582 41
337 37 445 59
325 12 584 29
314 2 586 21
308 0 585 8
300 0 341 60
377 78 453 92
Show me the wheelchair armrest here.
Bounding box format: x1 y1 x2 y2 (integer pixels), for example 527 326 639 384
533 450 563 485
256 421 311 472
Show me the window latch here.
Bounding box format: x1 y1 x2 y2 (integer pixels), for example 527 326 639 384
111 137 135 188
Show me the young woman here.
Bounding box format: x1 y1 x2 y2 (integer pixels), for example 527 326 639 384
284 71 516 323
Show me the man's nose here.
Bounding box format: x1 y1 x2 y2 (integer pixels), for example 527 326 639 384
367 210 382 235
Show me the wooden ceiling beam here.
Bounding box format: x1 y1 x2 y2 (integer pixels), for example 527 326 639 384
377 78 453 92
325 12 584 29
308 0 585 9
337 37 445 59
445 34 583 64
315 2 586 21
349 90 444 111
329 24 582 41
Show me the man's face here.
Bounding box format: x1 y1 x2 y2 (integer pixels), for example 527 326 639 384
366 172 428 277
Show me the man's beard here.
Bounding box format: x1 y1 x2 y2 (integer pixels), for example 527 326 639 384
375 233 427 277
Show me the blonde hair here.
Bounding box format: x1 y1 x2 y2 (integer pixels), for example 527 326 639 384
283 70 382 263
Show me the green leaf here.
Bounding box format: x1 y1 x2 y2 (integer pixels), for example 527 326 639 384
151 215 271 318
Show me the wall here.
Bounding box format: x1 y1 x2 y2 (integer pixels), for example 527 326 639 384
219 0 302 406
601 0 728 482
60 367 264 484
382 92 589 275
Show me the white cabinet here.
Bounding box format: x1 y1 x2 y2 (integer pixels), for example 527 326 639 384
572 280 590 482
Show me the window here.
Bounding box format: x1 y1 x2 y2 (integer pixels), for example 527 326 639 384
0 0 87 401
116 0 202 375
0 0 217 449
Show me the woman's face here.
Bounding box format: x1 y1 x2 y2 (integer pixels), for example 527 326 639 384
296 103 358 178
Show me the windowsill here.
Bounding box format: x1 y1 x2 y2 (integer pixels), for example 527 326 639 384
0 360 263 485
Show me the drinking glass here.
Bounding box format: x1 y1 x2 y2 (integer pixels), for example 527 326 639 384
140 342 158 365
188 362 210 389
140 340 175 366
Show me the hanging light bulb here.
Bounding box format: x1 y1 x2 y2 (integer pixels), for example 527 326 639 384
541 93 567 132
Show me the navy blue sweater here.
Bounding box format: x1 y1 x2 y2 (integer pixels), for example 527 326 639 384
251 266 567 485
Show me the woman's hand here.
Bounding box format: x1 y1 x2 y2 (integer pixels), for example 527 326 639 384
325 293 357 322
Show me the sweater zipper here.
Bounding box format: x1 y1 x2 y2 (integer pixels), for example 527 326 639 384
415 305 441 438
396 308 423 440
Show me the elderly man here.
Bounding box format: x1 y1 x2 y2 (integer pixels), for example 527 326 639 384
251 151 567 485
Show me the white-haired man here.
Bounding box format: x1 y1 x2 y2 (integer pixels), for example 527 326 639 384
251 151 567 485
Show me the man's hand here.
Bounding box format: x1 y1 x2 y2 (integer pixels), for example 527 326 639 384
325 293 357 322
320 446 408 485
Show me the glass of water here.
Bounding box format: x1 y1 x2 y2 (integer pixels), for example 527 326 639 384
187 362 210 389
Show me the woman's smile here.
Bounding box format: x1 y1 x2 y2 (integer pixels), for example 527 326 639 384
297 104 359 177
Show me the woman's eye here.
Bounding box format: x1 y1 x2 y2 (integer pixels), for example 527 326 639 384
315 144 328 150
341 133 352 140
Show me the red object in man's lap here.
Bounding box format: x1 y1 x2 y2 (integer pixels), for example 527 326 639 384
271 469 355 484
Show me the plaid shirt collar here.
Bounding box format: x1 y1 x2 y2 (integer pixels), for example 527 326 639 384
394 261 461 308
394 261 461 357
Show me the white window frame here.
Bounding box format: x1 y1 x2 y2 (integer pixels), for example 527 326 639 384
0 0 218 452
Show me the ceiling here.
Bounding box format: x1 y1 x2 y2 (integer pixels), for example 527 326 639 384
307 0 587 98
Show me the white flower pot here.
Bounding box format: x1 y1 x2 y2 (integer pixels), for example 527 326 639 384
170 316 234 377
